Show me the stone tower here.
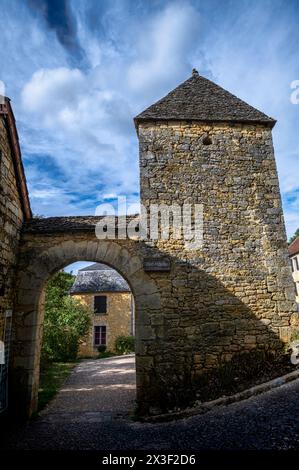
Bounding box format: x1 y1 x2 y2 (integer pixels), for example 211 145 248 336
134 70 297 410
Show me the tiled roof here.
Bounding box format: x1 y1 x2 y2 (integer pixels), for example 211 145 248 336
79 263 113 272
23 215 139 234
70 263 130 293
134 69 276 128
289 237 299 256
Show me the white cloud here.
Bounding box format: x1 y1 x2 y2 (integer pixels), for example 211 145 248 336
284 210 299 238
16 1 202 216
22 68 86 116
64 261 93 275
1 0 298 237
127 3 201 95
194 1 299 236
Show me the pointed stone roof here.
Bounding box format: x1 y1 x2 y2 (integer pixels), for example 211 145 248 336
134 69 276 128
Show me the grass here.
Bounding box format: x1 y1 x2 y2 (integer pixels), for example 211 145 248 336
38 362 77 412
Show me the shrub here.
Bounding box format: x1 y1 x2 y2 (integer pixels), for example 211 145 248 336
97 345 107 354
115 335 135 355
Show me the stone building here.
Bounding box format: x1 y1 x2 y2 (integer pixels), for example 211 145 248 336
0 97 31 413
0 70 298 418
289 237 299 304
133 69 298 409
70 263 134 355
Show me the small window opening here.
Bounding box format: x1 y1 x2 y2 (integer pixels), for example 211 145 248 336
202 135 212 145
94 295 107 314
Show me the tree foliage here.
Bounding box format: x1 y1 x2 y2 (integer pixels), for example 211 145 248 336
41 271 91 364
289 228 299 245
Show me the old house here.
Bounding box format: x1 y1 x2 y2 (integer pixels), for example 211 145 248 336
289 237 299 305
70 263 134 355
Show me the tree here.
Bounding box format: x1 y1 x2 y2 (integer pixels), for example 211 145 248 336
289 228 299 245
41 271 91 364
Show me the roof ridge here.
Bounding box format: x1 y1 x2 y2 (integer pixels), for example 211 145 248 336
70 266 131 293
79 262 113 271
134 71 276 128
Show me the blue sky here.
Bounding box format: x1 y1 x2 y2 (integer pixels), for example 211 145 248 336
1 0 299 237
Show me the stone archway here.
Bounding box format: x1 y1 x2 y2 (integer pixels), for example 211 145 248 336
11 238 160 418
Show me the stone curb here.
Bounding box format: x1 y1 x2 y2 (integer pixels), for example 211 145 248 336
141 368 299 423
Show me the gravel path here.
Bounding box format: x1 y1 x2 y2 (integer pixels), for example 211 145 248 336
2 355 299 450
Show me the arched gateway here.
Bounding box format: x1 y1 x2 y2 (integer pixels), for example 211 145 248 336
12 217 161 417
1 71 297 419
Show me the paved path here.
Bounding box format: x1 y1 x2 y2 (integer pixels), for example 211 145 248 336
38 355 137 423
2 355 299 450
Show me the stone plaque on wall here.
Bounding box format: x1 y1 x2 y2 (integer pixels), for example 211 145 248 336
143 257 171 272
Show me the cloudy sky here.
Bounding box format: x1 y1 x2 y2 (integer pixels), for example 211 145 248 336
1 0 299 237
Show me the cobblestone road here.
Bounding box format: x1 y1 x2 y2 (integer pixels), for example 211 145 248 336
2 355 299 450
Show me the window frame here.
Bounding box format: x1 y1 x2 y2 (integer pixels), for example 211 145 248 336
94 325 107 346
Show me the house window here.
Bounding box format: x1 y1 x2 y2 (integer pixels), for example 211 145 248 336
296 257 299 271
94 326 107 346
94 295 107 314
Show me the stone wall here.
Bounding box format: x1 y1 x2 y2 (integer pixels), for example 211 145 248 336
9 120 299 417
0 114 24 352
137 120 298 409
73 291 133 355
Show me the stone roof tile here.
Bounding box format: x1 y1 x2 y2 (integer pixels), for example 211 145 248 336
23 215 139 234
134 70 275 128
70 263 130 293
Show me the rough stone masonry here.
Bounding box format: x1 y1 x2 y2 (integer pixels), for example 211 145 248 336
1 70 298 418
133 69 298 412
0 98 31 414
